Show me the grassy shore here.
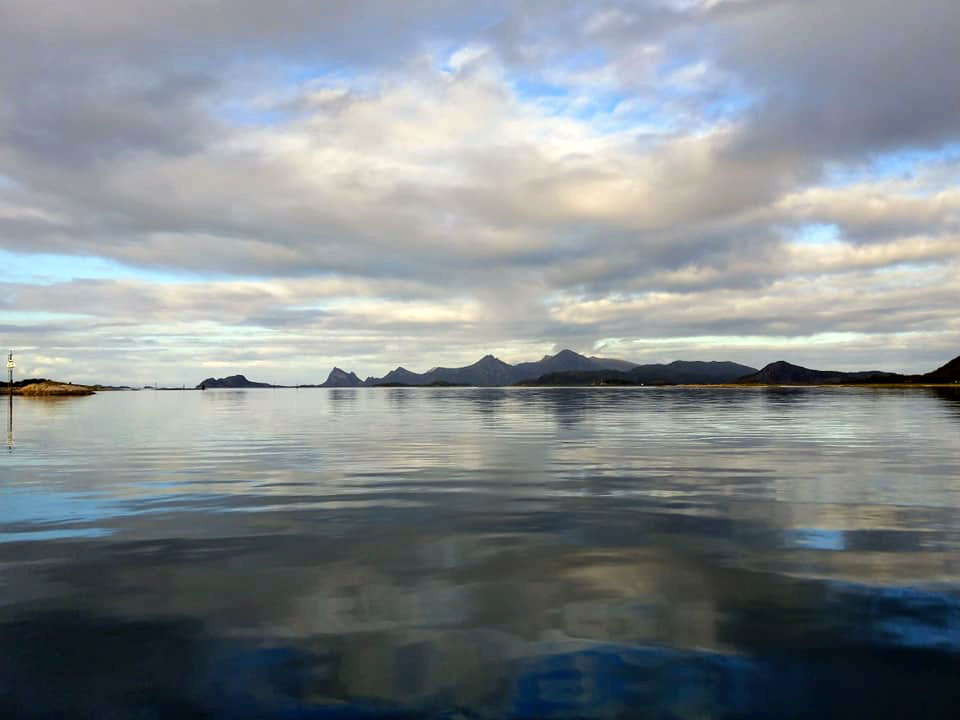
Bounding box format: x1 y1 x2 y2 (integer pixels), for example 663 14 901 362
9 381 96 396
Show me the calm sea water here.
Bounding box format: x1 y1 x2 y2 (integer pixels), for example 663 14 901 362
2 387 959 719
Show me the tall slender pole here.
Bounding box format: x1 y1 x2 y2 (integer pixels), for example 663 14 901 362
6 351 13 451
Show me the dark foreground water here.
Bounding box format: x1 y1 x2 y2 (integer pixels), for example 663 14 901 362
2 387 959 719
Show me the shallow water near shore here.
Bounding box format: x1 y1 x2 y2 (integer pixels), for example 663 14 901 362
2 386 960 718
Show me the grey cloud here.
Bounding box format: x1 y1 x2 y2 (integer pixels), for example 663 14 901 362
2 68 219 169
705 0 960 160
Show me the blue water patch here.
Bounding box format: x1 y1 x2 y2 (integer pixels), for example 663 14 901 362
784 528 846 550
0 527 114 543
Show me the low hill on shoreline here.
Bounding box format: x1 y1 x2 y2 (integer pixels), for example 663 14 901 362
11 381 96 396
734 361 901 385
735 355 960 385
196 375 280 389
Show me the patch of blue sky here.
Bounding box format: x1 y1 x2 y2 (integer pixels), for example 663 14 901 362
695 91 754 125
656 52 700 77
218 101 291 128
612 100 684 132
282 62 346 86
0 249 229 285
875 260 945 277
427 3 510 64
0 173 19 189
511 76 571 100
825 141 960 188
527 81 750 136
563 46 610 71
279 59 378 94
571 90 629 121
2 310 94 325
217 60 363 129
651 54 757 125
652 83 754 129
515 77 679 136
790 223 842 247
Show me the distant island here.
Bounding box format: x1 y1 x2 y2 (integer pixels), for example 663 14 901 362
192 349 960 389
196 374 284 389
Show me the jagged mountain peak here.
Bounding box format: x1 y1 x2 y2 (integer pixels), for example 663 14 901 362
322 367 363 386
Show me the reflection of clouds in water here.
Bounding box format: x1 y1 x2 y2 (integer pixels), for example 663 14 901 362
2 534 959 718
3 389 960 716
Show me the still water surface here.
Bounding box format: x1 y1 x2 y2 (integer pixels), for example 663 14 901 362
2 387 960 718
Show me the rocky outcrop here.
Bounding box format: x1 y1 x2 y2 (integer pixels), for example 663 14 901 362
321 367 365 387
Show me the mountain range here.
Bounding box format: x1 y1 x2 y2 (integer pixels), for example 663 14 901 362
324 350 758 387
193 350 960 389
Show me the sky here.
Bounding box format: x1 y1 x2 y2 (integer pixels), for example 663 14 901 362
1 0 958 385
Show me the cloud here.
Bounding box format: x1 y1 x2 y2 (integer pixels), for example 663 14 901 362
1 1 958 382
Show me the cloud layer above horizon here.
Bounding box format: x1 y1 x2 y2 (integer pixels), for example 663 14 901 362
2 0 959 383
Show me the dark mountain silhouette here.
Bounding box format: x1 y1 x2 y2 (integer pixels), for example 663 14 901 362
365 365 427 386
589 356 637 371
196 374 277 389
513 349 602 378
630 360 758 384
434 354 518 386
923 354 960 383
319 367 365 388
734 354 960 385
197 352 959 389
363 350 625 386
367 355 516 386
735 361 902 385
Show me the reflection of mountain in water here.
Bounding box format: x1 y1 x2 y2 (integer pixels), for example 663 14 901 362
931 386 960 419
